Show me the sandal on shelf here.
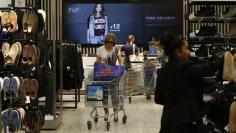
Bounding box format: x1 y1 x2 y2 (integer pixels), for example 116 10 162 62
30 79 38 100
14 42 22 65
3 77 10 100
22 78 31 101
11 110 20 132
10 76 20 99
7 42 20 66
27 44 37 66
21 44 30 65
2 42 10 59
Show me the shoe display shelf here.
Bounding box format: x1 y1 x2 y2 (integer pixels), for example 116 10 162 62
184 0 236 43
189 0 236 5
0 2 63 131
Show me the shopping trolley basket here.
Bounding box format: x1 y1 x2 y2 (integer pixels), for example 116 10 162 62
143 66 156 100
124 61 144 103
85 72 126 131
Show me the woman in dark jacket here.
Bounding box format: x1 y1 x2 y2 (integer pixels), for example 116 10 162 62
155 32 224 133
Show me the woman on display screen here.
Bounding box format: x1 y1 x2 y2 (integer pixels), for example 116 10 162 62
87 3 108 44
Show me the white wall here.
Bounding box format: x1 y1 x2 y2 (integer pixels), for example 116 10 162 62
15 0 26 7
0 0 25 7
0 0 11 7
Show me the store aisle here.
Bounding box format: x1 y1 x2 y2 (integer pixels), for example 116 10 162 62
18 96 163 133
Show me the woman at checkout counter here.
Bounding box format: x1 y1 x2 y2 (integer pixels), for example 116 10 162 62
144 35 165 63
121 34 139 69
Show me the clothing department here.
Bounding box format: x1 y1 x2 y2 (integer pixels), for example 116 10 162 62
56 41 84 91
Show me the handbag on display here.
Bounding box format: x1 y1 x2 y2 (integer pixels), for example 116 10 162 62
93 61 125 81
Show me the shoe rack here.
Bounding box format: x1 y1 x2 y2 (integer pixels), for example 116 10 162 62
184 0 236 58
183 1 236 132
0 2 63 132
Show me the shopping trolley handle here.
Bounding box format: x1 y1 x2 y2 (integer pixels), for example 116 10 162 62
130 61 144 63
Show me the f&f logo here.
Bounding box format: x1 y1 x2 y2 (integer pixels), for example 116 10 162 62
68 8 80 14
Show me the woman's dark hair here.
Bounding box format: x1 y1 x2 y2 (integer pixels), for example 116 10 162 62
160 32 184 58
93 3 105 16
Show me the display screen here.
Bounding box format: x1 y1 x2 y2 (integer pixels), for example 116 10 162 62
63 2 183 45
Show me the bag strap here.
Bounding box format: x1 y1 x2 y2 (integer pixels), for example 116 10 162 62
114 46 119 54
132 44 135 55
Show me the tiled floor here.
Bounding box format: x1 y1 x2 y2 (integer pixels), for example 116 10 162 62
16 95 163 133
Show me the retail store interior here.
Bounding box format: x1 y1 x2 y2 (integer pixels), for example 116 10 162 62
0 0 236 133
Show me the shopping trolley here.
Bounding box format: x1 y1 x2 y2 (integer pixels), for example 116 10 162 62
143 63 157 100
85 72 126 131
124 61 144 103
